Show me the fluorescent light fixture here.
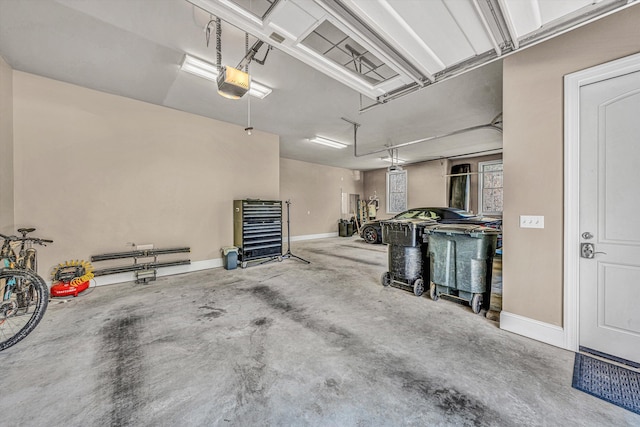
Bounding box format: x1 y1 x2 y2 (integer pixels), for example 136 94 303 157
309 136 348 149
381 156 406 164
180 54 272 99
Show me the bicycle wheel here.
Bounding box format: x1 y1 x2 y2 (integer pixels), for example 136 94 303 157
0 269 48 351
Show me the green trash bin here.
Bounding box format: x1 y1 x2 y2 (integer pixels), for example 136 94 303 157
426 224 498 313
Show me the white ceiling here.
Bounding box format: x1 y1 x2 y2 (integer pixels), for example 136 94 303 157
0 0 634 171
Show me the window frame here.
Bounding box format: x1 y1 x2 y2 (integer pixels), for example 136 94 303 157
386 169 407 214
477 160 503 216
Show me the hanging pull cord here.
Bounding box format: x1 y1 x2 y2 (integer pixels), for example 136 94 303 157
245 32 253 135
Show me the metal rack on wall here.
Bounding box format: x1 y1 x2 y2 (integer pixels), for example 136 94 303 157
234 199 282 268
91 247 191 283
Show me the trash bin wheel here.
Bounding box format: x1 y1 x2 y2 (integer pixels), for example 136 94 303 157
413 278 424 297
471 293 483 314
381 272 391 287
429 282 439 301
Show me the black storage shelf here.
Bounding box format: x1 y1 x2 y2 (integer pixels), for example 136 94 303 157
234 200 282 266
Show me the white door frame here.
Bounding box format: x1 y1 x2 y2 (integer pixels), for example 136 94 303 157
563 51 640 352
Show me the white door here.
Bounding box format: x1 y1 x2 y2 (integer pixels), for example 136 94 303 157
579 70 640 364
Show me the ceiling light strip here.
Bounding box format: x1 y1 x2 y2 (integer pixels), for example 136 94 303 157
381 157 406 164
180 54 273 99
309 136 348 149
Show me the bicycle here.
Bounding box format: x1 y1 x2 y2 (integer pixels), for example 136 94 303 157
0 228 53 351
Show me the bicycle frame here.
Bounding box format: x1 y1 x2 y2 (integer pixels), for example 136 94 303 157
0 229 52 351
0 229 51 304
1 272 22 308
1 245 18 305
0 240 14 265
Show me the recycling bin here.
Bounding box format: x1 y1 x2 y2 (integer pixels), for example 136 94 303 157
380 219 436 296
425 224 498 313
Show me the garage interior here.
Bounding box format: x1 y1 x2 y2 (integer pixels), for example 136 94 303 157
1 0 640 425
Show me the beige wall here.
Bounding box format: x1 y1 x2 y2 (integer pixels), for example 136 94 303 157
502 4 640 325
363 160 448 220
0 56 13 233
12 72 280 277
279 158 362 237
362 156 504 221
406 160 448 210
449 154 502 215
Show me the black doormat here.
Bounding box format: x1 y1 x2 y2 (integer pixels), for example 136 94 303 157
572 352 640 415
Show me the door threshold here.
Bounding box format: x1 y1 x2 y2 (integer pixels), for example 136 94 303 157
579 346 640 372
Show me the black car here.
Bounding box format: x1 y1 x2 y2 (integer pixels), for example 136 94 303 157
360 207 502 244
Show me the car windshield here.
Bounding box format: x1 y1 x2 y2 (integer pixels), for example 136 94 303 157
447 208 476 218
394 210 438 220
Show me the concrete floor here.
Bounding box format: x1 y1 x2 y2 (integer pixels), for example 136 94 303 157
2 237 639 426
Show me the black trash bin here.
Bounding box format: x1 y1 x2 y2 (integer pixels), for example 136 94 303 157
425 224 498 313
338 220 349 237
346 222 354 236
380 219 437 296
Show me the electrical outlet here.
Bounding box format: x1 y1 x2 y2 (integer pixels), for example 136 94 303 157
520 215 544 229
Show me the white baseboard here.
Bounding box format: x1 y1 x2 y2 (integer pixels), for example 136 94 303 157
289 232 338 242
90 258 223 287
500 311 566 349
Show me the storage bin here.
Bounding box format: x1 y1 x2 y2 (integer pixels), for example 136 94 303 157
380 219 436 296
426 225 498 313
221 246 239 270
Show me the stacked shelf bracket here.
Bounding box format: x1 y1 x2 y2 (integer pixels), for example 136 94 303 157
91 247 190 283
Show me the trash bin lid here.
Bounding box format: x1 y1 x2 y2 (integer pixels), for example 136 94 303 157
221 246 239 255
425 224 499 236
381 218 438 228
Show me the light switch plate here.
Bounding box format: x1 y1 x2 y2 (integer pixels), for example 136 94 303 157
520 215 544 229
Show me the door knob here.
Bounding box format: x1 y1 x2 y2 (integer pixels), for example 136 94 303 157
580 242 606 259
